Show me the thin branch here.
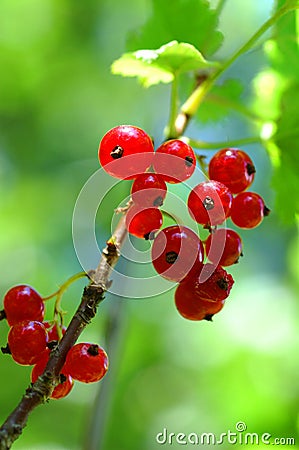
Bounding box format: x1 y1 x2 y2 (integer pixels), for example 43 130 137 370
0 214 128 450
175 1 299 136
215 0 227 16
186 135 263 150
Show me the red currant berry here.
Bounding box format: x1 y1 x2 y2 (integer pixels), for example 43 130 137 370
65 343 109 383
43 321 66 342
131 172 167 207
3 285 44 326
175 281 224 321
208 148 255 194
125 205 163 239
205 228 243 266
8 320 48 365
153 139 196 183
151 225 204 282
195 263 234 302
231 192 270 228
98 125 154 180
31 349 74 399
188 180 233 226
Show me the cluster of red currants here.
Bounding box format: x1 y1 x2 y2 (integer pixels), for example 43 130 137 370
99 125 270 321
1 285 108 399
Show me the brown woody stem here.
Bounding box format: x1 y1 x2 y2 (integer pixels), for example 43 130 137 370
0 214 128 449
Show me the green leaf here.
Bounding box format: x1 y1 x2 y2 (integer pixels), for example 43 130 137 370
251 3 299 225
196 79 244 123
271 84 299 224
111 41 218 88
126 0 223 57
264 6 299 78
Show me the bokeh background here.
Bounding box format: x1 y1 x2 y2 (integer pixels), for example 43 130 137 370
0 0 299 449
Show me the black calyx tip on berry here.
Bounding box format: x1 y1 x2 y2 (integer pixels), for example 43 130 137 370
144 231 156 240
185 156 194 167
0 309 6 321
153 196 164 207
203 196 215 210
216 278 229 291
204 314 214 322
110 145 124 159
166 251 178 264
246 163 256 175
1 344 11 355
47 340 58 350
59 373 67 384
263 205 271 216
87 344 99 356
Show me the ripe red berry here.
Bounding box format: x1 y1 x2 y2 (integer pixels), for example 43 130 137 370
43 321 66 342
231 192 270 228
188 180 233 226
3 285 44 326
153 139 196 183
125 205 163 239
195 263 234 302
31 349 74 399
8 320 48 365
175 281 224 321
131 172 167 207
151 225 204 282
65 343 109 383
208 148 255 194
98 125 154 180
205 228 243 266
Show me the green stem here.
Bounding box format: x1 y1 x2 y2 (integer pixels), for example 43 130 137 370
166 74 179 139
180 1 299 118
204 93 265 124
187 135 263 150
43 272 87 301
215 0 227 15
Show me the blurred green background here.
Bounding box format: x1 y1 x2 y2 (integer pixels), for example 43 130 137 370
1 0 299 449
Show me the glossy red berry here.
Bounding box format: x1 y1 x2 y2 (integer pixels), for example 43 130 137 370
31 349 74 399
65 343 109 383
153 139 196 183
208 148 255 194
151 225 204 282
175 281 224 321
188 180 233 226
3 285 44 326
131 172 167 207
43 321 66 342
8 320 48 365
205 228 243 266
231 192 270 228
125 205 163 239
98 125 154 180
